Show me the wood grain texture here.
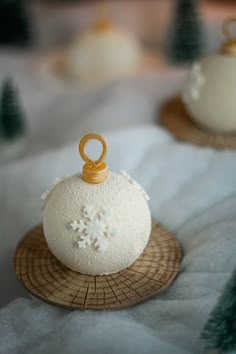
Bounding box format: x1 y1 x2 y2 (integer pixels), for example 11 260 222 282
14 222 182 310
160 96 236 149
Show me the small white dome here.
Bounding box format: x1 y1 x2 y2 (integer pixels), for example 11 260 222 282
68 21 140 85
43 171 151 275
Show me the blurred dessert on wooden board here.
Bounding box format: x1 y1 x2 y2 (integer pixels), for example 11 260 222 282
67 20 141 84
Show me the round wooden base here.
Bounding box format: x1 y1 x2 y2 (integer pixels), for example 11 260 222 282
14 222 182 310
160 96 236 149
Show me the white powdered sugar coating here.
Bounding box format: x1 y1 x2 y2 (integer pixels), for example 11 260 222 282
43 171 151 275
41 176 68 209
120 170 150 201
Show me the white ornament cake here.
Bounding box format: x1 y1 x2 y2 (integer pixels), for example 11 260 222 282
181 19 236 133
68 20 140 85
42 134 151 275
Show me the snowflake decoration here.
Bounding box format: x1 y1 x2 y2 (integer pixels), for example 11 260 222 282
70 206 117 252
120 170 150 201
41 176 68 209
182 62 205 104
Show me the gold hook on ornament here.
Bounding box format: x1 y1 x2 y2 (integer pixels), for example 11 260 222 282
221 18 236 55
79 133 108 184
95 0 112 29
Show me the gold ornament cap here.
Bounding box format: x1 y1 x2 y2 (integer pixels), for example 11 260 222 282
220 18 236 56
79 133 108 184
94 20 114 32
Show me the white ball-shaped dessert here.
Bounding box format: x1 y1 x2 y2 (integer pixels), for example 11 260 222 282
182 55 236 133
68 21 140 84
42 171 151 275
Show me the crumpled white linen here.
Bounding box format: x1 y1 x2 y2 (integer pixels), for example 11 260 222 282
1 124 236 354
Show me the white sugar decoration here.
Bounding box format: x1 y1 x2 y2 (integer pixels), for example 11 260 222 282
70 206 117 252
41 176 68 209
182 62 205 104
120 170 150 201
52 177 62 186
40 191 49 201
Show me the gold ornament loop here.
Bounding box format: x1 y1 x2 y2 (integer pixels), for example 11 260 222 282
221 18 236 56
79 133 107 167
79 133 108 184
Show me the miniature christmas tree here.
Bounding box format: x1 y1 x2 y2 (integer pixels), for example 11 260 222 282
201 269 236 353
0 0 32 47
168 0 204 64
0 78 26 140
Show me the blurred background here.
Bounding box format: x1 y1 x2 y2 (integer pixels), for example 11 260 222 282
0 0 236 161
26 0 236 51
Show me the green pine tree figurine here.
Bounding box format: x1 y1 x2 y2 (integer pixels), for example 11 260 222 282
0 0 32 47
0 78 26 141
201 269 236 353
168 0 204 64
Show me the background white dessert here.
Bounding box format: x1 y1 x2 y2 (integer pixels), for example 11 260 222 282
182 54 236 133
68 21 140 85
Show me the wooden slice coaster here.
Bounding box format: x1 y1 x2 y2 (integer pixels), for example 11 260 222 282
160 96 236 149
14 222 182 310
